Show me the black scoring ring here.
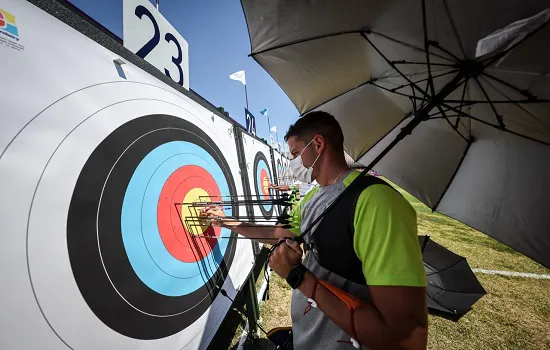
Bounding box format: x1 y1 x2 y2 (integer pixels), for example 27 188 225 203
67 115 237 339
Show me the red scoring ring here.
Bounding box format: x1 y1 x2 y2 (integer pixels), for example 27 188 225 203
259 168 270 200
157 165 222 263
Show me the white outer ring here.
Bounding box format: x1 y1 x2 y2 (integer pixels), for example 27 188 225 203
0 82 254 349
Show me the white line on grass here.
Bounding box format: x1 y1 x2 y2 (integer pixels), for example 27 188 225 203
473 268 550 280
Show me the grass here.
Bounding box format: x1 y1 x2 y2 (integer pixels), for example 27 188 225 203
229 180 550 349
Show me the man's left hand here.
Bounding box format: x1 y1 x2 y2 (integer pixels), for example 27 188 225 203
269 239 303 279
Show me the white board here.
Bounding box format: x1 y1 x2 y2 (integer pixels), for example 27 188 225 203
272 149 292 187
123 0 190 89
0 1 253 349
241 132 277 223
271 149 292 217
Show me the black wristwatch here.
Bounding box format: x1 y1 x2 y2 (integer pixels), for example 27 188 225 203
286 264 308 289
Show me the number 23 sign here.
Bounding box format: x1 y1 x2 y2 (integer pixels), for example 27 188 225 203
123 0 190 90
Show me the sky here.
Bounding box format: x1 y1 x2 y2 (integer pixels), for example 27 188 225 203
68 0 299 144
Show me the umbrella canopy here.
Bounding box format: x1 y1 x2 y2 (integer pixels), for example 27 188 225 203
241 0 550 267
419 236 486 320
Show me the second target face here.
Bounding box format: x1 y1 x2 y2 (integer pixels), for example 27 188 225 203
253 152 274 219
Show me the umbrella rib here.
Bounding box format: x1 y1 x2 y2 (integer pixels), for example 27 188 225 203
485 68 550 77
429 41 461 62
442 0 467 59
361 32 431 100
441 99 550 104
425 257 467 276
391 69 460 93
411 84 418 112
426 291 454 313
440 102 550 146
455 77 469 128
429 74 472 142
473 77 505 129
428 102 464 116
249 29 364 57
428 283 484 295
421 0 437 98
432 139 473 211
251 27 457 64
300 68 443 115
368 81 424 101
376 67 451 81
368 30 455 62
392 60 456 67
352 114 411 163
418 78 433 110
480 76 548 128
428 115 461 120
436 105 471 143
302 42 457 114
481 72 537 100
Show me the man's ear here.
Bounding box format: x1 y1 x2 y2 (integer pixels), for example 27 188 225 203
313 135 325 153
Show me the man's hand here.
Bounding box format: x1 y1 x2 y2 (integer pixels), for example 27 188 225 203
269 239 303 279
268 183 291 191
200 206 240 227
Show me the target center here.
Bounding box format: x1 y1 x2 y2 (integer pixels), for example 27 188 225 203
180 188 211 235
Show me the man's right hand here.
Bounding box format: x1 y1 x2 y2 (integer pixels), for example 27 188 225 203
200 206 241 227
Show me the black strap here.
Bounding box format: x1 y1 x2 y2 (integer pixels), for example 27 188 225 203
293 168 372 243
348 176 396 238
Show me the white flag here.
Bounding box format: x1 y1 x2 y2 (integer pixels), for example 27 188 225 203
270 126 277 133
229 70 246 85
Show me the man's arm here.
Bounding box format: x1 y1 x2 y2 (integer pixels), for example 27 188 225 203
203 206 293 244
221 223 293 244
269 183 427 348
297 271 427 349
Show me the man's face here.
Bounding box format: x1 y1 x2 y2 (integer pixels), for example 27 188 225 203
287 135 318 168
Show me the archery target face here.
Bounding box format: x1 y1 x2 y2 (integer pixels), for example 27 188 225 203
0 80 253 349
241 133 276 221
277 159 284 185
68 114 238 338
281 157 291 185
274 150 291 186
253 151 275 219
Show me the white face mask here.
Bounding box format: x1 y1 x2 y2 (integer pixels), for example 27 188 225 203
289 139 321 184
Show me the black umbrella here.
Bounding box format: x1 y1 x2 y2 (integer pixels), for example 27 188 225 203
419 235 486 321
241 1 550 268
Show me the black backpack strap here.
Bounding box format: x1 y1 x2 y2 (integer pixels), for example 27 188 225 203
348 176 396 244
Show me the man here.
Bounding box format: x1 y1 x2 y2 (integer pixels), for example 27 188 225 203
204 111 427 349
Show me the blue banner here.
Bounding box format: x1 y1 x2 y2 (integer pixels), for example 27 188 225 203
244 108 256 136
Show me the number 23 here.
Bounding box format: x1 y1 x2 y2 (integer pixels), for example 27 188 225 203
134 5 184 86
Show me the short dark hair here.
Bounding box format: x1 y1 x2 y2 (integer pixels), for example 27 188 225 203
284 111 344 152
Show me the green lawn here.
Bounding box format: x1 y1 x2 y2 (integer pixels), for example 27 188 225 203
241 180 550 349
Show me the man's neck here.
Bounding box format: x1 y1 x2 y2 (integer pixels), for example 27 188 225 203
315 155 350 187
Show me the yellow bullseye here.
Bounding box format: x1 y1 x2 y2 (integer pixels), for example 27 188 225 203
262 177 270 195
181 188 211 235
